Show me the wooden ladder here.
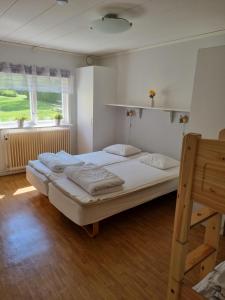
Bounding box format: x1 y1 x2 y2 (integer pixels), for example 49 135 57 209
167 132 224 300
168 206 222 300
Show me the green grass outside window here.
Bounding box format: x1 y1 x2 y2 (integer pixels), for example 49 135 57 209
0 90 62 122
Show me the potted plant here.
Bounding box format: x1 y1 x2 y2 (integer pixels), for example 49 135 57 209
148 89 156 107
16 116 26 128
54 113 63 126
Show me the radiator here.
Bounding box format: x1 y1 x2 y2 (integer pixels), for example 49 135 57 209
4 128 71 170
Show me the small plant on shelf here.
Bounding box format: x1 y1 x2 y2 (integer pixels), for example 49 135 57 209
54 113 63 126
148 89 156 107
16 116 27 128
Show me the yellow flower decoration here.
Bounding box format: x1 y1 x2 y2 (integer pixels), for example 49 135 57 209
149 90 156 98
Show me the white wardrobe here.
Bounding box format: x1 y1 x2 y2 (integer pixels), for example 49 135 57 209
76 66 116 154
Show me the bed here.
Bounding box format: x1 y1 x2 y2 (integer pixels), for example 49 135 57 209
167 129 225 300
26 150 147 196
48 159 179 237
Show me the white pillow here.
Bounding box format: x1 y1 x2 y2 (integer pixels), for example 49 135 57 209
103 144 141 157
139 153 180 170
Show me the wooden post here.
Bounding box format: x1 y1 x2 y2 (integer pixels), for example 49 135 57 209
167 133 201 300
199 214 222 279
219 129 225 236
198 128 224 280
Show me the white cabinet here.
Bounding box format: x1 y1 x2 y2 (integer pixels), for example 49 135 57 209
76 66 116 154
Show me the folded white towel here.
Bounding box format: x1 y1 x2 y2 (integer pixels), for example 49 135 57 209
65 163 125 195
38 151 83 173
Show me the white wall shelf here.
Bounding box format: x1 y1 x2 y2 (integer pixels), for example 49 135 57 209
105 103 190 122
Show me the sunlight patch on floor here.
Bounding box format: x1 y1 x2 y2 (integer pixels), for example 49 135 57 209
13 186 36 195
2 211 52 264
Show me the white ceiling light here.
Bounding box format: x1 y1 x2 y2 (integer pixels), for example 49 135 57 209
56 0 68 5
90 14 132 34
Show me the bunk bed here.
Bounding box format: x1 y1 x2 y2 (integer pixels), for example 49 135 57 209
167 129 225 300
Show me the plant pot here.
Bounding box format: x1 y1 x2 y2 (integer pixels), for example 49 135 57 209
151 98 155 107
17 120 24 128
55 119 61 126
148 97 155 107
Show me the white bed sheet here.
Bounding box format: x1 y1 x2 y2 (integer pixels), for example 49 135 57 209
51 160 180 206
75 151 146 166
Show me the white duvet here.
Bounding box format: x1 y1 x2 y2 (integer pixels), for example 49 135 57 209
51 160 179 206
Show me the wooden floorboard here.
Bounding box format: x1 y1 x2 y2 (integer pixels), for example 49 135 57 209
0 174 224 300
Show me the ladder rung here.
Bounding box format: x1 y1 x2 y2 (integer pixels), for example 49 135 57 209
190 207 218 228
185 244 216 274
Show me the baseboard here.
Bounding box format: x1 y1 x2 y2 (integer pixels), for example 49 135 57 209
0 168 25 176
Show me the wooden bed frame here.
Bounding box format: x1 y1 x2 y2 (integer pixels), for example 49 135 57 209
167 129 225 300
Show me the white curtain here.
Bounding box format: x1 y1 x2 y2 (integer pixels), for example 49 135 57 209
0 62 73 93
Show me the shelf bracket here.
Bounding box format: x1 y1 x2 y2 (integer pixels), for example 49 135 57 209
139 108 143 119
170 111 176 123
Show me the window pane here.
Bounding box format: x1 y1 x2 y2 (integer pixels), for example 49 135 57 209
37 92 62 120
0 89 30 122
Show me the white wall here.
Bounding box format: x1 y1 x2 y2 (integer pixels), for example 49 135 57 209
189 44 225 225
0 42 84 68
0 43 85 173
99 34 225 159
190 45 225 138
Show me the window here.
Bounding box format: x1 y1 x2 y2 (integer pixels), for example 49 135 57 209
0 63 72 127
0 77 70 126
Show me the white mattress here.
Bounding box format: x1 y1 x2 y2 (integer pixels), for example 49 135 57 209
49 176 178 226
51 160 179 206
27 151 148 195
26 165 49 196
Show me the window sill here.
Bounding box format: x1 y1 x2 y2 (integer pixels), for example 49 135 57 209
0 122 73 130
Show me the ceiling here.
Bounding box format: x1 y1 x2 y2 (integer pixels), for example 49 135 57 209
0 0 225 56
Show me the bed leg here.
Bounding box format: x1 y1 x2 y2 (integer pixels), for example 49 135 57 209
223 218 225 236
82 222 99 238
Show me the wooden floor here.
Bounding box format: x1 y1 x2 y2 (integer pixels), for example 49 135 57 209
0 174 224 300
